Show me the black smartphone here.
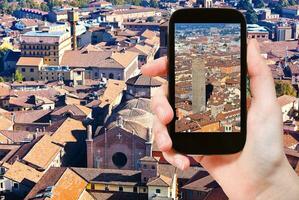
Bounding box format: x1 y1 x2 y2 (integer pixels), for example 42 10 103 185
168 8 247 155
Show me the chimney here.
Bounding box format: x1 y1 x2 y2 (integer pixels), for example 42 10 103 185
34 128 38 139
87 125 92 140
145 128 153 157
86 125 94 168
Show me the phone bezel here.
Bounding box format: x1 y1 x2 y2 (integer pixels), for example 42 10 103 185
168 8 247 155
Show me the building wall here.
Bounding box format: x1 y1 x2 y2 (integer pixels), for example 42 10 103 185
148 186 169 199
21 36 71 65
105 11 156 22
17 64 42 81
91 68 124 80
14 123 50 132
124 57 139 81
86 183 148 193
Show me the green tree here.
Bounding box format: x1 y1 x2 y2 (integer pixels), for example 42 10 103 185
253 0 265 8
237 0 253 11
14 70 24 82
40 2 49 11
0 0 9 14
270 0 289 13
130 0 141 5
0 77 4 82
288 0 296 6
275 80 297 97
0 48 9 72
149 0 159 8
245 9 258 24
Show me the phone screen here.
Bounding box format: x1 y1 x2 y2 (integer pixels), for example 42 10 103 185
174 23 241 133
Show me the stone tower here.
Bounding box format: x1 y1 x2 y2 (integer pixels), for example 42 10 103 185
67 8 79 50
192 58 206 113
204 0 213 8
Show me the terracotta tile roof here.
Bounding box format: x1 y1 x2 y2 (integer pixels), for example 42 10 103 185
0 114 13 130
0 87 10 97
288 63 299 75
16 57 43 66
72 167 141 186
141 29 156 39
0 144 20 165
204 187 228 200
277 95 297 107
126 73 163 86
11 88 59 101
259 40 298 58
181 170 218 192
6 135 44 165
18 18 44 27
147 175 172 186
116 98 152 113
283 133 298 148
51 104 91 117
4 161 43 184
9 97 34 108
24 167 67 200
13 109 51 124
111 51 138 68
61 50 125 69
0 130 32 143
129 44 153 56
100 79 126 107
107 120 148 141
140 156 158 162
23 134 62 170
50 168 87 200
284 147 299 158
89 191 148 200
25 167 88 200
51 118 85 145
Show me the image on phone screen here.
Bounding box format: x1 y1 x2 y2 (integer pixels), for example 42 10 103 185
175 23 241 133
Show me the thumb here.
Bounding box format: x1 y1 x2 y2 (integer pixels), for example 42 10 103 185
247 39 277 107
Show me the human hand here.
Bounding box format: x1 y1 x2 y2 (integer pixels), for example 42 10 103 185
141 39 299 200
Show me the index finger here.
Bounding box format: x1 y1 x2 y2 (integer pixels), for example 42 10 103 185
141 56 168 76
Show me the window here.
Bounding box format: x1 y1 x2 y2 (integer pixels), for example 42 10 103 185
105 185 109 191
30 68 34 72
91 183 95 190
143 177 147 182
143 188 146 192
143 164 147 169
30 78 34 81
109 73 114 79
119 186 123 192
77 71 81 75
0 182 3 188
151 165 155 169
156 189 161 194
13 183 19 189
133 186 137 193
21 68 26 72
